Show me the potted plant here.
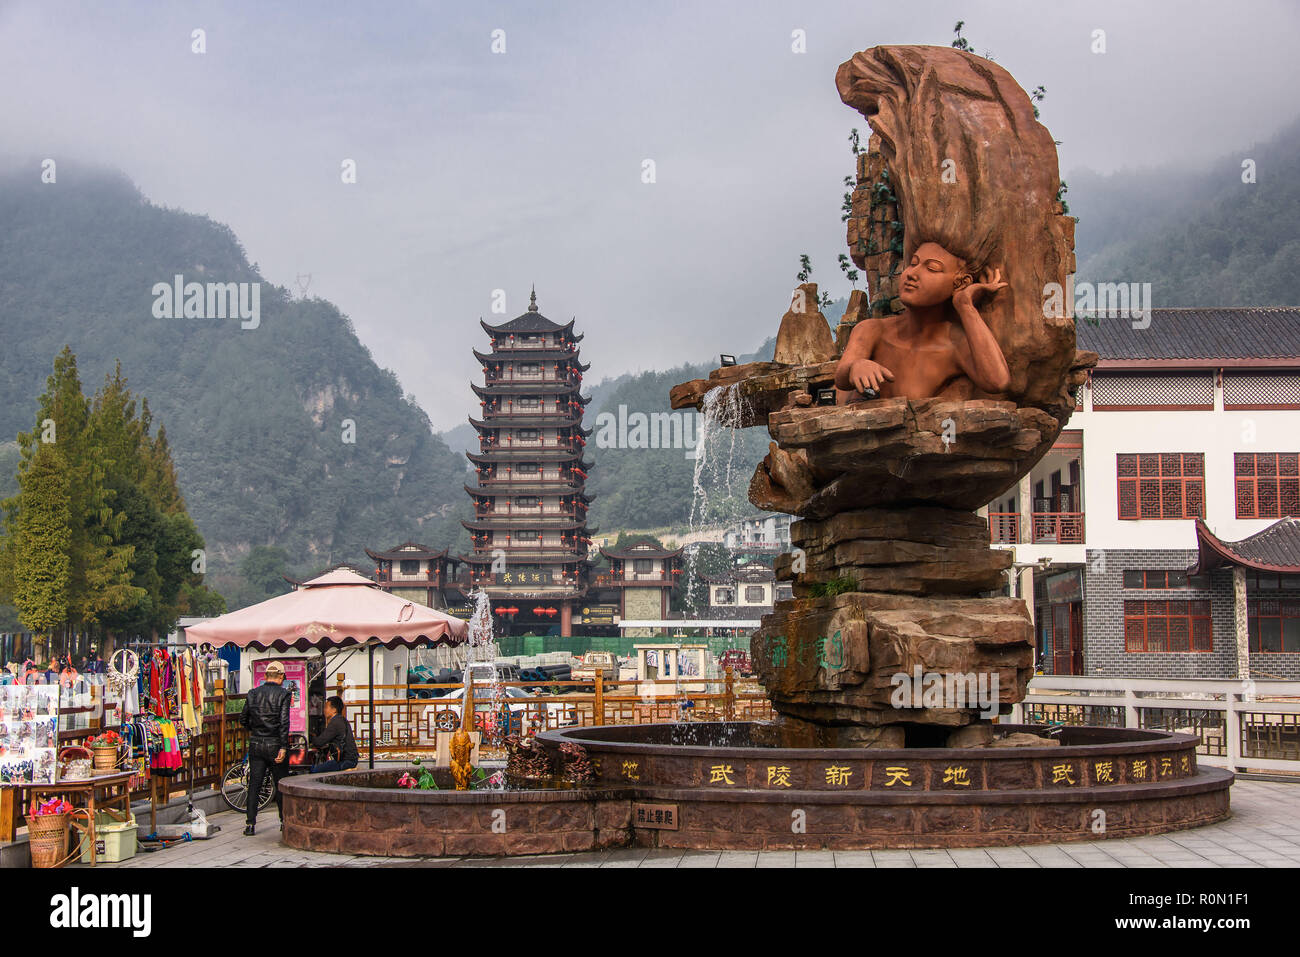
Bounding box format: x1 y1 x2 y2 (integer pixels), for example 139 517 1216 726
86 730 122 770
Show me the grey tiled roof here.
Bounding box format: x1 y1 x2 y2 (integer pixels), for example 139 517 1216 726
1192 518 1300 573
1077 308 1300 361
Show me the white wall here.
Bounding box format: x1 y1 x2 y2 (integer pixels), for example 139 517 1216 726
1074 405 1297 550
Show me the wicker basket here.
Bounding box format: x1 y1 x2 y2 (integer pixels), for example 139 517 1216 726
28 812 70 868
92 746 118 771
60 746 94 781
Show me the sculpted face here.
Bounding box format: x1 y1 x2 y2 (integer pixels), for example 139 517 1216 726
899 242 972 308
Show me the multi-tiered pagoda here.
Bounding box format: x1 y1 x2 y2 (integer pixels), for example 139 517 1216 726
461 290 596 634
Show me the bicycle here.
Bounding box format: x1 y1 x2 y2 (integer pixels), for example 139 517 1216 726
220 734 336 813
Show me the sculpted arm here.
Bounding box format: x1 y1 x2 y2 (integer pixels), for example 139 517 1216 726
834 318 894 393
952 268 1012 393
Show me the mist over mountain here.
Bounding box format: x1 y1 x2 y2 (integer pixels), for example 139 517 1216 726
0 163 468 603
2 111 1296 602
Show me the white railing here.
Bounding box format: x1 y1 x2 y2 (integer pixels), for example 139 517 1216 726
1008 675 1300 774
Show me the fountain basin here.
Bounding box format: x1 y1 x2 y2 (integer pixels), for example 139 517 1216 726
279 722 1232 855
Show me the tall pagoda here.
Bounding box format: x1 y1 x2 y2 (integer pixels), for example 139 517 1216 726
461 289 596 634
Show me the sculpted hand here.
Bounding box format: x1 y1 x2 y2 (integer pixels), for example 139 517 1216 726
953 267 1008 310
849 359 894 393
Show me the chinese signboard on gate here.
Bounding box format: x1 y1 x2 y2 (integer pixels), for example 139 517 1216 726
633 803 680 829
580 604 619 625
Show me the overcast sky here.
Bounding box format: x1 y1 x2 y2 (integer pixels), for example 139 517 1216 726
2 0 1297 430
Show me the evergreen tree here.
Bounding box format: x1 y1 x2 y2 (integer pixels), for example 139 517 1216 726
0 441 72 638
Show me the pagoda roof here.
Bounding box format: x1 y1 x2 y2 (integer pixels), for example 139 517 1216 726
462 517 595 533
459 550 593 565
466 449 593 468
456 555 595 568
468 415 589 432
479 313 574 335
1189 518 1300 575
599 543 686 561
464 484 593 501
364 542 450 562
470 381 587 397
473 348 586 365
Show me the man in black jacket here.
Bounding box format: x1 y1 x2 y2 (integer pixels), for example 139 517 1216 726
241 660 291 835
309 696 359 772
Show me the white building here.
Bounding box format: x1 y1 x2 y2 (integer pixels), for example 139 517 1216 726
722 513 792 555
983 308 1300 679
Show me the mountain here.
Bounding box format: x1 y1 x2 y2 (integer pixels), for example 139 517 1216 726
0 164 469 604
1070 116 1300 306
581 301 846 535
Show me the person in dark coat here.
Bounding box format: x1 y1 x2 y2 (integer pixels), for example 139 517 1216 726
309 696 359 772
240 660 291 835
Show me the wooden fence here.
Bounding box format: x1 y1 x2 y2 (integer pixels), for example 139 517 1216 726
337 668 774 755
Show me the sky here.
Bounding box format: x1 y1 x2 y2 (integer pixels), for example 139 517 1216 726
1 0 1297 430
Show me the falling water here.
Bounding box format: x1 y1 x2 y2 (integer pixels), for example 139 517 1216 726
466 589 507 756
684 384 753 608
677 383 755 745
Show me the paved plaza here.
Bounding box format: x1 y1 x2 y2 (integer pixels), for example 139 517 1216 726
73 777 1300 869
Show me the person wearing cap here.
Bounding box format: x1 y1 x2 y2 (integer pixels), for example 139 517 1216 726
240 660 291 835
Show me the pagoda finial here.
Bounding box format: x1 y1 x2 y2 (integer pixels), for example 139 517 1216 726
528 285 538 312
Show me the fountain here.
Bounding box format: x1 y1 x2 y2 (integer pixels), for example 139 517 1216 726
279 44 1231 856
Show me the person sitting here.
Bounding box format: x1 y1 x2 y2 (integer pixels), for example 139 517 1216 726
835 241 1011 402
309 696 359 773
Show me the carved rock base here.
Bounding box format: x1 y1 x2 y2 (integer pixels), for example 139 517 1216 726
752 592 1034 733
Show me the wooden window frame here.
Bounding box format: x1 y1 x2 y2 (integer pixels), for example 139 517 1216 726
1123 599 1213 653
1234 453 1300 520
1117 453 1205 520
1248 597 1300 654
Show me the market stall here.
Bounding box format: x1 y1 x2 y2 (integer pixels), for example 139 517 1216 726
183 569 469 768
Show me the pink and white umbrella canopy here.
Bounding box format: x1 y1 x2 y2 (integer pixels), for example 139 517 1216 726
184 569 469 650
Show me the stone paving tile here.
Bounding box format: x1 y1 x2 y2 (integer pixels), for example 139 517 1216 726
755 850 797 868
678 852 722 868
716 852 759 868
795 851 836 868
947 849 996 867
833 851 876 868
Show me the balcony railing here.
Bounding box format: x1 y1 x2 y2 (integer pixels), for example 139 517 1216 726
987 511 1084 544
1032 511 1085 544
988 512 1020 544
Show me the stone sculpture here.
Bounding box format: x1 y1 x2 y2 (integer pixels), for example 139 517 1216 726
672 45 1099 747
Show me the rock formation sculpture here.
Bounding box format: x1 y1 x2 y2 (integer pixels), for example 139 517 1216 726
671 45 1098 747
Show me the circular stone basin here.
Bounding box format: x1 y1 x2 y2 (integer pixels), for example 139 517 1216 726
279 723 1233 856
279 769 637 858
531 722 1233 850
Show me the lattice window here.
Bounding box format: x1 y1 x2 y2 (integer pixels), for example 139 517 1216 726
1092 373 1214 409
1123 599 1213 652
1248 597 1300 653
1117 453 1205 519
1224 373 1300 409
1235 453 1300 519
